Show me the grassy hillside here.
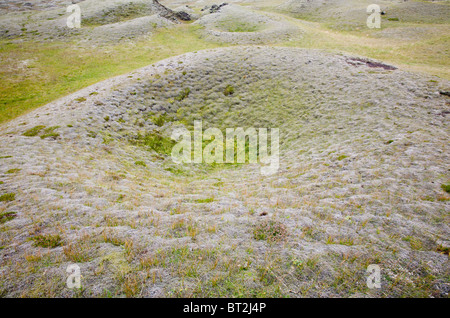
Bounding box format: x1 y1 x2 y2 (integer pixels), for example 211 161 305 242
0 0 448 124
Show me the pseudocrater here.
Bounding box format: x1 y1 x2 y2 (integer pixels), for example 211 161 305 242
0 46 448 297
2 46 448 180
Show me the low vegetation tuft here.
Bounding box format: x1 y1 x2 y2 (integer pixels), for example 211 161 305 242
31 234 63 248
0 193 15 202
253 220 288 243
0 211 17 224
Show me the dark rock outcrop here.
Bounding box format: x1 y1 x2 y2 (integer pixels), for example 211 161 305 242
176 11 191 21
201 3 228 14
152 0 192 22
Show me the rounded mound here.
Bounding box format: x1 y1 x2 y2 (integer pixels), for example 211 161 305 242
0 0 174 43
194 5 302 44
278 0 450 31
0 46 449 297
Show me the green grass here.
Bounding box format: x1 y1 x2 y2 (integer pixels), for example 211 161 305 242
253 220 288 243
164 166 186 176
40 132 60 139
174 88 191 101
0 24 225 124
40 126 60 139
194 197 215 204
149 113 172 127
132 132 175 156
22 125 59 139
134 161 146 167
402 236 423 250
63 242 92 263
22 125 46 137
0 211 17 224
0 193 15 202
228 24 260 33
31 234 63 248
224 85 235 96
441 184 450 194
274 9 450 79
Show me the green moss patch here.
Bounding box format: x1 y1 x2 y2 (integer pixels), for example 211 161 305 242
31 234 63 248
441 184 450 194
0 211 17 224
0 193 15 202
131 132 175 156
23 125 46 137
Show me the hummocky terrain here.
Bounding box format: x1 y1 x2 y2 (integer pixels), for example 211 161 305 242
0 0 448 297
